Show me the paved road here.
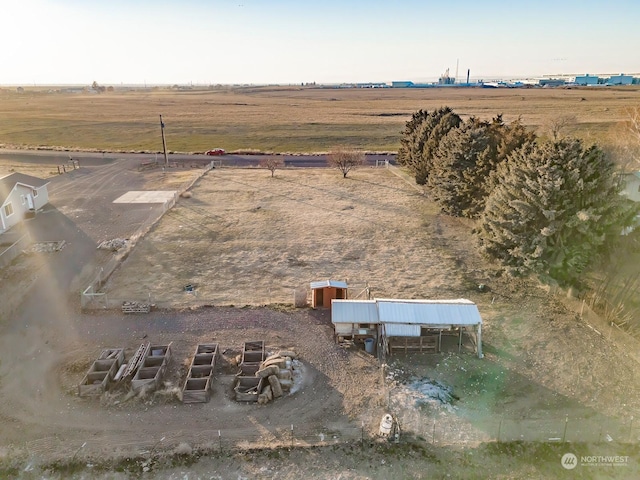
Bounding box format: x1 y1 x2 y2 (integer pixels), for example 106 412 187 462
0 149 396 168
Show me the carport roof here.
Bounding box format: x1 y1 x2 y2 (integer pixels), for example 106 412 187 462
310 280 348 290
376 298 482 326
331 299 379 324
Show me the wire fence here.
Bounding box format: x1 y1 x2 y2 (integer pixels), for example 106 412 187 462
394 413 640 446
0 231 31 268
98 288 309 310
96 284 372 309
22 425 365 462
20 413 640 466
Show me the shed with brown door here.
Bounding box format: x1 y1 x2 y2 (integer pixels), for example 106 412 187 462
310 280 348 308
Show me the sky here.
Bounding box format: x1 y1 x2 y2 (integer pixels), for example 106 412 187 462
2 0 639 85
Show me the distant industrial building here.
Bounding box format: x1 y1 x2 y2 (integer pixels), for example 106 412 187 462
607 74 633 86
573 74 599 86
438 68 456 85
539 78 566 87
392 81 414 88
355 82 388 88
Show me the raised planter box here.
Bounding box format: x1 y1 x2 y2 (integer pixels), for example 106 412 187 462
131 343 172 393
181 343 218 403
78 348 124 397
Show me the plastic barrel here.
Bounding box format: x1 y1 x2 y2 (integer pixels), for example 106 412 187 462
364 338 375 354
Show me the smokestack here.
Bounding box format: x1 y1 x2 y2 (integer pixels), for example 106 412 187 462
466 69 470 85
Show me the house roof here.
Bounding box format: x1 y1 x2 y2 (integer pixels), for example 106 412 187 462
331 298 482 327
331 299 379 324
310 279 348 290
0 173 50 202
376 298 482 326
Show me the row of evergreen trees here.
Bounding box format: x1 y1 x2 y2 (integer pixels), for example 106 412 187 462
398 107 639 285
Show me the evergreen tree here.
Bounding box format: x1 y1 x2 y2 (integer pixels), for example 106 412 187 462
428 117 494 217
477 138 639 285
428 116 535 217
397 107 461 185
486 117 537 192
397 109 430 166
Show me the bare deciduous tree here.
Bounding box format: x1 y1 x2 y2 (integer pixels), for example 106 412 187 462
627 106 640 145
544 114 577 141
260 157 285 177
605 107 640 173
327 147 365 178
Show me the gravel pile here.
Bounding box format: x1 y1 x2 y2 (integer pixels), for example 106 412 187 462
29 241 66 253
98 238 129 251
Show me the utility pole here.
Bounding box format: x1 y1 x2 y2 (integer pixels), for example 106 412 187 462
160 114 168 168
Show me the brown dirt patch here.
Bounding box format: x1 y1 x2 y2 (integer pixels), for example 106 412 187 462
104 167 464 306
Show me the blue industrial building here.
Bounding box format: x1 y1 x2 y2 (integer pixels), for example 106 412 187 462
573 74 599 86
607 74 633 86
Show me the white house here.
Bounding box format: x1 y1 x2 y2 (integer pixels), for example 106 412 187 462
0 173 50 233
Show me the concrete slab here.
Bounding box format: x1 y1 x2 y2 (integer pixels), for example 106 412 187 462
113 191 177 204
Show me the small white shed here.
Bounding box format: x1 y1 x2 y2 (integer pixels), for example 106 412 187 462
310 279 348 308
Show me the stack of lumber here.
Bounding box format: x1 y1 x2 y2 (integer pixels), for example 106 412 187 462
122 301 151 314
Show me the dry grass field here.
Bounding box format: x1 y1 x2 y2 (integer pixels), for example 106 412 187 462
104 166 469 306
0 160 61 180
1 85 638 153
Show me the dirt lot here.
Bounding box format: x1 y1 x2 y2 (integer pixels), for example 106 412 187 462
2 161 640 478
103 167 459 306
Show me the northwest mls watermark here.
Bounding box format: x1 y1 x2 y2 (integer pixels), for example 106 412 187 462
561 453 629 469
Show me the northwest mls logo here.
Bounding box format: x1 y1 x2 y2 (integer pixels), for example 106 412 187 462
562 452 629 469
561 453 578 470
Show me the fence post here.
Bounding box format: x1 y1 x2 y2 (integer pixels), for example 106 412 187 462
629 416 634 443
218 430 222 452
598 423 603 443
361 421 365 446
497 418 502 442
290 424 294 448
432 420 436 444
562 415 569 443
